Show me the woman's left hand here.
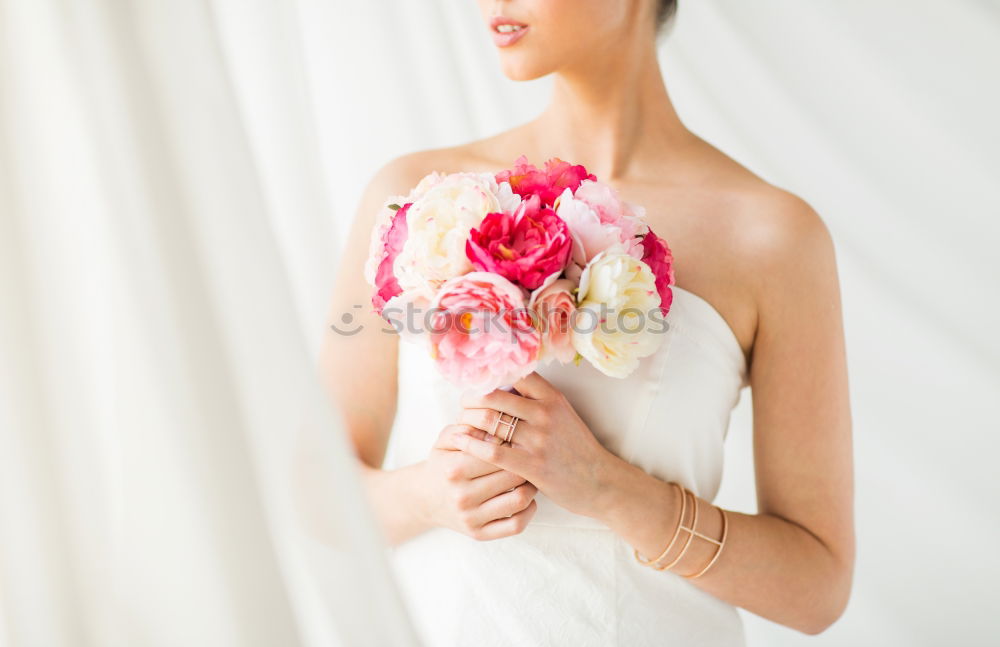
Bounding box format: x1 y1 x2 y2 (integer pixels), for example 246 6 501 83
455 371 618 518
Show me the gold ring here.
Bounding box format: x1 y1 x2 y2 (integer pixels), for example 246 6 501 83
494 411 519 445
506 417 519 444
490 410 504 437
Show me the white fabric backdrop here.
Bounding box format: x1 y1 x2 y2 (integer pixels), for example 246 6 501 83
0 1 418 646
2 1 997 646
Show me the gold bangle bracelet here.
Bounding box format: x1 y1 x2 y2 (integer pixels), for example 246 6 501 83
633 482 685 568
655 488 698 571
682 507 729 579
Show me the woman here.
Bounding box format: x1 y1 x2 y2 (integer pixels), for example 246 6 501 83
321 0 854 644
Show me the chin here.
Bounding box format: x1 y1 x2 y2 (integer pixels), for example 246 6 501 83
498 55 553 82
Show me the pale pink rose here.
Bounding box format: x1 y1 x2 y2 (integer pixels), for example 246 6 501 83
428 272 540 395
528 273 577 364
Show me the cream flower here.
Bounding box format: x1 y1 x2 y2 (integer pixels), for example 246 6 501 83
571 251 665 378
393 172 519 298
363 171 445 287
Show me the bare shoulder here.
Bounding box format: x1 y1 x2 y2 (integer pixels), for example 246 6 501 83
734 183 833 274
346 147 457 240
363 134 517 199
353 134 525 234
683 141 837 290
359 147 462 204
696 153 842 340
648 137 841 352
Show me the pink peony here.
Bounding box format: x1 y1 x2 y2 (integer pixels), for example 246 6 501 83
572 180 648 241
495 155 596 207
428 272 541 395
371 203 410 315
527 274 577 364
465 195 573 290
639 227 675 316
555 185 645 281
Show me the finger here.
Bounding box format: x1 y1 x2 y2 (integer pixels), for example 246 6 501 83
512 371 557 400
434 424 488 450
457 408 507 440
467 468 527 503
465 426 494 443
453 424 499 448
457 432 529 476
459 389 539 422
437 426 510 479
476 499 538 541
478 482 538 522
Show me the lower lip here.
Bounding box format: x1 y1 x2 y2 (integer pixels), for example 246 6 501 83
492 26 529 48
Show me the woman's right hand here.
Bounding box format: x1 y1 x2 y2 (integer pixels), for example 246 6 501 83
420 424 538 541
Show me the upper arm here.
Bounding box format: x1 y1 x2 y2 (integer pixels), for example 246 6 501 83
745 193 855 568
319 152 436 468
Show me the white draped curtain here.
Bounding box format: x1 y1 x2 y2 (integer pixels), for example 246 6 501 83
1 1 996 646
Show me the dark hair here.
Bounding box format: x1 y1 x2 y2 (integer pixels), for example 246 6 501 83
655 0 678 29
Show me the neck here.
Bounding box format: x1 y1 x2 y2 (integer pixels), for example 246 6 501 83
532 40 686 181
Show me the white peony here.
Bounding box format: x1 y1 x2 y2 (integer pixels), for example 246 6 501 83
571 251 665 378
393 172 520 298
363 171 446 287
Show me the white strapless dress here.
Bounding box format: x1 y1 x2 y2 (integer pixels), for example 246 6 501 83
382 286 750 646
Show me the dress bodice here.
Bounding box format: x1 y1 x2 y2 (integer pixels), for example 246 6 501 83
383 286 749 646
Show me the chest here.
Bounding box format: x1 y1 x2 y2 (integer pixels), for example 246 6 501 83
611 182 757 364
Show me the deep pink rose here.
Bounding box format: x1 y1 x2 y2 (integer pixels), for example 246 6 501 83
371 203 410 315
428 272 540 395
495 155 596 206
465 195 573 290
639 227 675 315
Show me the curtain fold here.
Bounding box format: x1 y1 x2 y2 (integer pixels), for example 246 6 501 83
1 1 418 645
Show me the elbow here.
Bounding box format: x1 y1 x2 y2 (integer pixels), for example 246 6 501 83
795 555 854 635
798 601 846 636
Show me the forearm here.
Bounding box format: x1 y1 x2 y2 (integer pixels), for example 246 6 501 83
591 456 852 635
358 460 435 548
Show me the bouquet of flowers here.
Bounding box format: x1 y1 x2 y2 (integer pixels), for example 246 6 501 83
364 156 674 395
